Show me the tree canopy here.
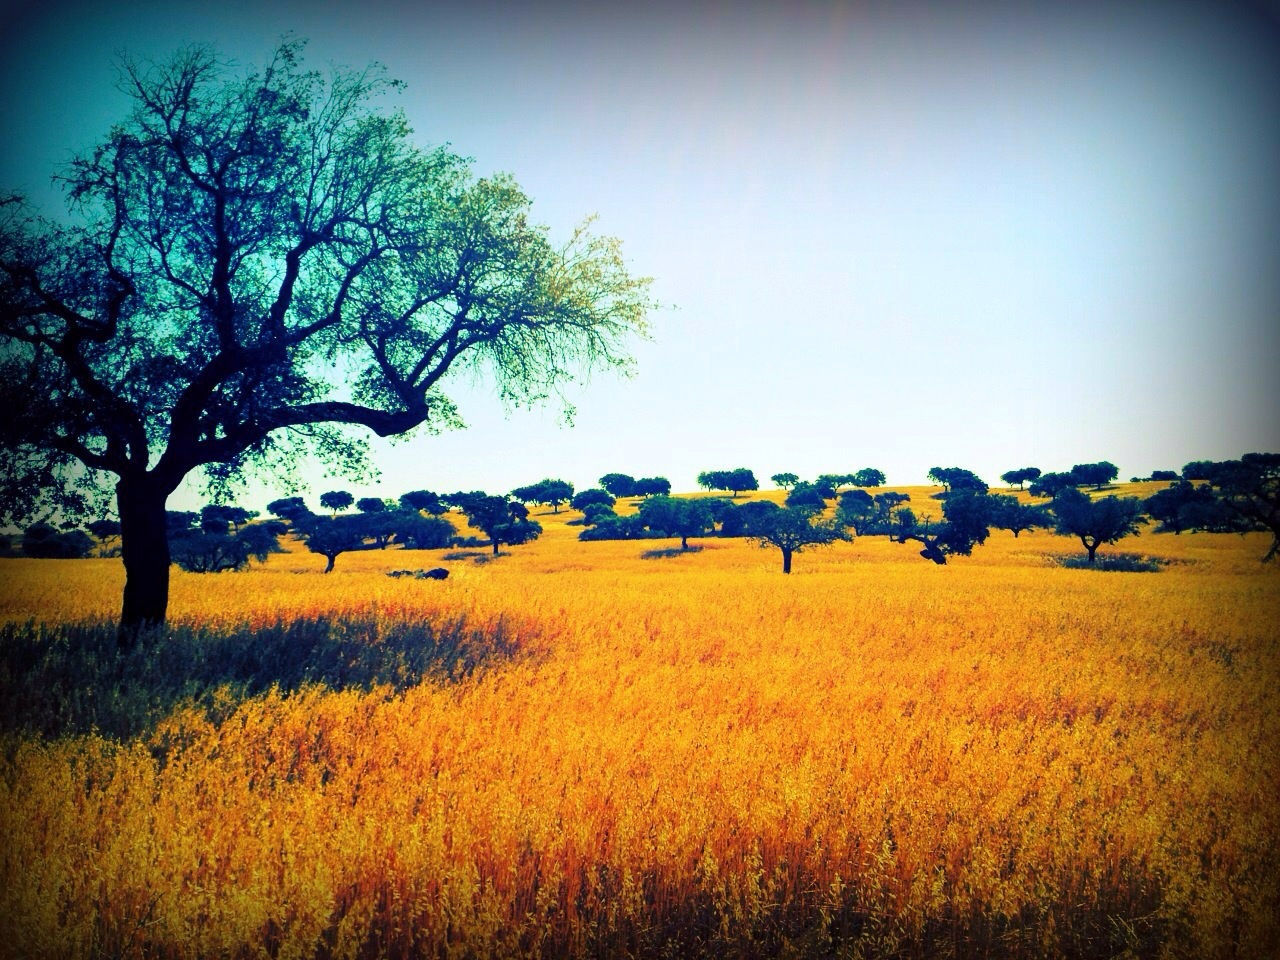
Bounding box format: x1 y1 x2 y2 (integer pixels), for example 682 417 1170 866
511 478 575 513
1049 488 1145 563
695 468 758 497
0 40 652 629
746 504 849 573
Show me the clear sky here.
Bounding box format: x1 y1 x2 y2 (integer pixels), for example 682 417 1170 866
2 0 1277 510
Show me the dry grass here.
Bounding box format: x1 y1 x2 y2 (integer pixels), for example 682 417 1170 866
1 484 1277 958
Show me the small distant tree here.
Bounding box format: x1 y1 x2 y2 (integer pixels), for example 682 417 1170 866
1050 488 1145 564
458 495 542 555
320 490 355 516
817 473 857 494
599 473 638 498
633 477 671 498
1069 462 1119 490
267 497 312 525
356 497 389 514
1000 467 1041 490
399 490 447 515
1181 461 1216 481
637 496 714 550
836 489 876 535
22 523 94 558
786 482 828 512
852 468 885 488
1028 472 1075 499
571 488 615 512
771 472 799 490
1149 470 1178 482
988 495 1052 538
892 492 995 564
512 479 575 513
171 521 283 573
747 505 849 573
200 504 257 532
1143 480 1237 535
296 514 374 573
395 513 456 550
927 467 987 495
87 518 122 541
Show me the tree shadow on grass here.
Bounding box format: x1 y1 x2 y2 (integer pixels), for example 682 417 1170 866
0 615 524 741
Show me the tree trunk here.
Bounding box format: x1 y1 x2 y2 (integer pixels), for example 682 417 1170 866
781 547 792 573
492 537 500 556
324 552 337 573
1084 539 1098 563
681 534 689 550
117 475 172 635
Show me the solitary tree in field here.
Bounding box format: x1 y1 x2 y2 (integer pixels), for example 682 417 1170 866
570 488 615 512
852 468 886 488
637 495 714 550
988 495 1052 538
1000 467 1041 490
633 477 671 498
1069 462 1119 490
891 492 995 563
458 495 542 555
1050 488 1145 564
770 472 799 490
511 478 574 513
0 41 652 630
320 490 354 516
747 504 849 573
599 473 637 498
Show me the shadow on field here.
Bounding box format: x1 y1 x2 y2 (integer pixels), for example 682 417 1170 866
0 615 522 741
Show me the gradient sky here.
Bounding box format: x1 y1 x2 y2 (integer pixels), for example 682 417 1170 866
2 0 1277 510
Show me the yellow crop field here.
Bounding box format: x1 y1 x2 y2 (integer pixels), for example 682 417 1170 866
1 486 1277 959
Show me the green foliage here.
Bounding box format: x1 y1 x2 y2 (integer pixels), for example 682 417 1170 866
320 490 355 515
395 513 457 550
399 489 447 515
170 523 283 573
598 473 637 498
633 476 671 497
1050 488 1145 563
457 494 543 554
1068 461 1119 490
570 488 615 512
785 482 829 512
746 505 850 572
21 522 94 558
1028 472 1075 499
892 492 995 564
0 616 520 740
356 497 389 514
1000 467 1041 489
696 468 758 497
267 497 312 523
852 468 886 488
1196 452 1280 561
512 479 575 512
927 467 987 495
770 472 799 489
988 495 1052 537
636 496 715 549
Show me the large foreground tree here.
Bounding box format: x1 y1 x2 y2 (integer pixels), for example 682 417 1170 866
0 41 652 629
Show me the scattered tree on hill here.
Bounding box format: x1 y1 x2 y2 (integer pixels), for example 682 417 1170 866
786 482 829 512
1027 472 1075 499
399 490 447 516
87 518 122 542
892 492 995 564
394 513 456 550
22 523 94 559
512 479 575 513
633 477 671 498
200 504 257 532
927 467 987 495
599 473 638 498
1149 470 1178 482
1196 453 1280 562
320 491 354 516
1000 467 1042 490
1069 462 1119 490
0 39 652 630
988 495 1052 538
1049 488 1145 564
570 488 615 512
296 515 373 573
266 497 311 525
835 489 876 535
356 497 389 514
747 504 850 573
1143 481 1224 535
817 473 857 494
696 468 758 497
770 472 799 490
171 520 285 573
637 496 714 550
1181 461 1216 481
852 468 886 488
457 495 542 555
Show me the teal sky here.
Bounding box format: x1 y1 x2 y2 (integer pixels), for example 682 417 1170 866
2 0 1277 509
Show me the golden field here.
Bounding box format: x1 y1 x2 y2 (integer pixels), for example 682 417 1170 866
1 484 1277 959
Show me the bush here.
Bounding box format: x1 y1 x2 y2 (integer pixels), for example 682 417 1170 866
22 523 94 558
